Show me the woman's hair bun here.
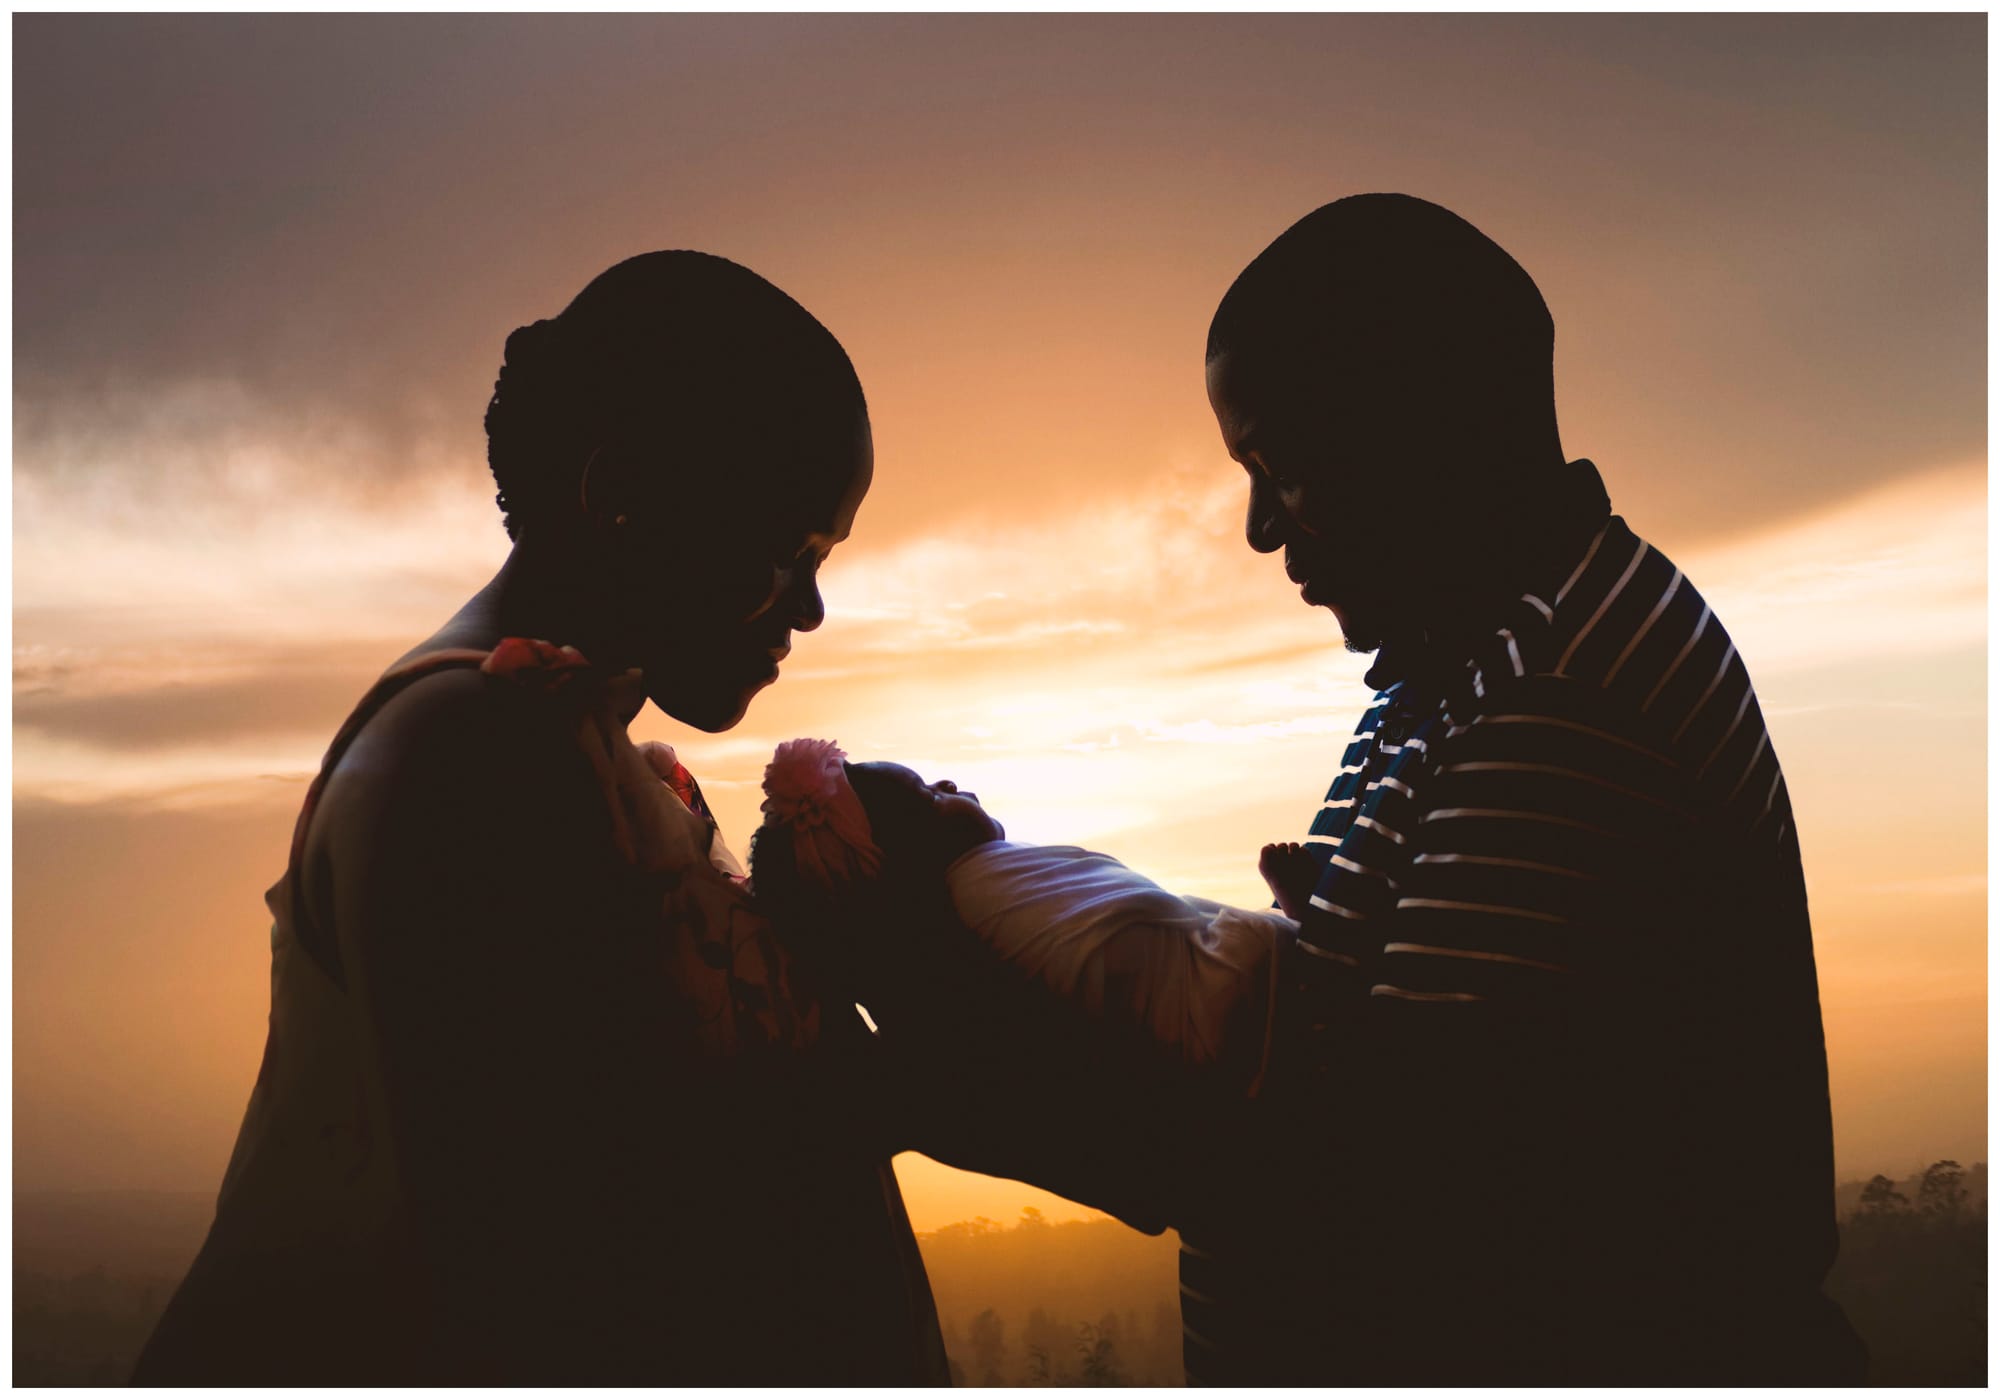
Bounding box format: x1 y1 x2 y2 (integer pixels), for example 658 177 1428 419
501 316 561 369
486 316 593 537
483 251 864 542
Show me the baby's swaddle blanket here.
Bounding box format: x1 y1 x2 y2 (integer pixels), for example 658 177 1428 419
944 841 1295 1082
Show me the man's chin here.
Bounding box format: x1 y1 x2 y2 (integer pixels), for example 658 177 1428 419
1325 601 1383 656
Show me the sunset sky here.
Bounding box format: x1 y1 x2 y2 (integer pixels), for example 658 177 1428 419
14 14 1985 1231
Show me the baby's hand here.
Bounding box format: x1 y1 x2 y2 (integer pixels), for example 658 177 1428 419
1258 841 1321 921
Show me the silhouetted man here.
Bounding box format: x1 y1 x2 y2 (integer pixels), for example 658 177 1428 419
876 195 1864 1386
1189 194 1863 1383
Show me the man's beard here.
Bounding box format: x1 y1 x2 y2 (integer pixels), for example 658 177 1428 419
1332 600 1386 654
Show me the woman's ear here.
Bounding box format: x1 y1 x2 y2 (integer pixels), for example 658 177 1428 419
579 444 642 533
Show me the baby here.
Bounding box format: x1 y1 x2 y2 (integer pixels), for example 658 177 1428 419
748 738 1294 1079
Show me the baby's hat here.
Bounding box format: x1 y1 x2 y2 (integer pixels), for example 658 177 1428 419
758 738 884 895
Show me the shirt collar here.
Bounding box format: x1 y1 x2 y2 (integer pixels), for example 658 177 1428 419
1364 458 1613 697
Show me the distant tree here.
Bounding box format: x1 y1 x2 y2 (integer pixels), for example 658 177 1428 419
1918 1160 1969 1220
1858 1174 1911 1216
1025 1343 1053 1385
967 1307 1007 1386
1023 1304 1069 1376
1076 1320 1125 1386
1828 1159 1987 1384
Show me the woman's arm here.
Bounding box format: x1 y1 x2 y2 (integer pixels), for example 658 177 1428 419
309 671 687 1380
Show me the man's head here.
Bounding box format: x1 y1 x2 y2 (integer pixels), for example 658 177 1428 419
1205 195 1561 652
484 251 871 731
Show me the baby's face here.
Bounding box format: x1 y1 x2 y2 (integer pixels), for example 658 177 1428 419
847 761 1004 869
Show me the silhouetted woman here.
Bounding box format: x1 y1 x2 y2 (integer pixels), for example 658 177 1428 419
132 253 949 1384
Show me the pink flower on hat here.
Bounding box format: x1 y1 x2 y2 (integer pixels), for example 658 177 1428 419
760 738 883 893
761 737 852 830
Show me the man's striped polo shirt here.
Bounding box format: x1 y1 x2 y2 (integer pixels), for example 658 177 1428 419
1177 458 1852 1384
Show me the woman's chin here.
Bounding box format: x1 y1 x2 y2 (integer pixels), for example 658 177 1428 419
653 681 765 734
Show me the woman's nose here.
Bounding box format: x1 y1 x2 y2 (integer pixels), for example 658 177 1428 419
786 563 827 633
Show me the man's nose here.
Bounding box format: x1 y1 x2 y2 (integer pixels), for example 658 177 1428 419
1245 481 1285 554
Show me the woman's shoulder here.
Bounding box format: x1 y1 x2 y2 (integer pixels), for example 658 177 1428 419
309 653 610 867
352 659 564 768
294 651 636 953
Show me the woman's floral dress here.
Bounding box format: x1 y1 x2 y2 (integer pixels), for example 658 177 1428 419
131 641 948 1384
